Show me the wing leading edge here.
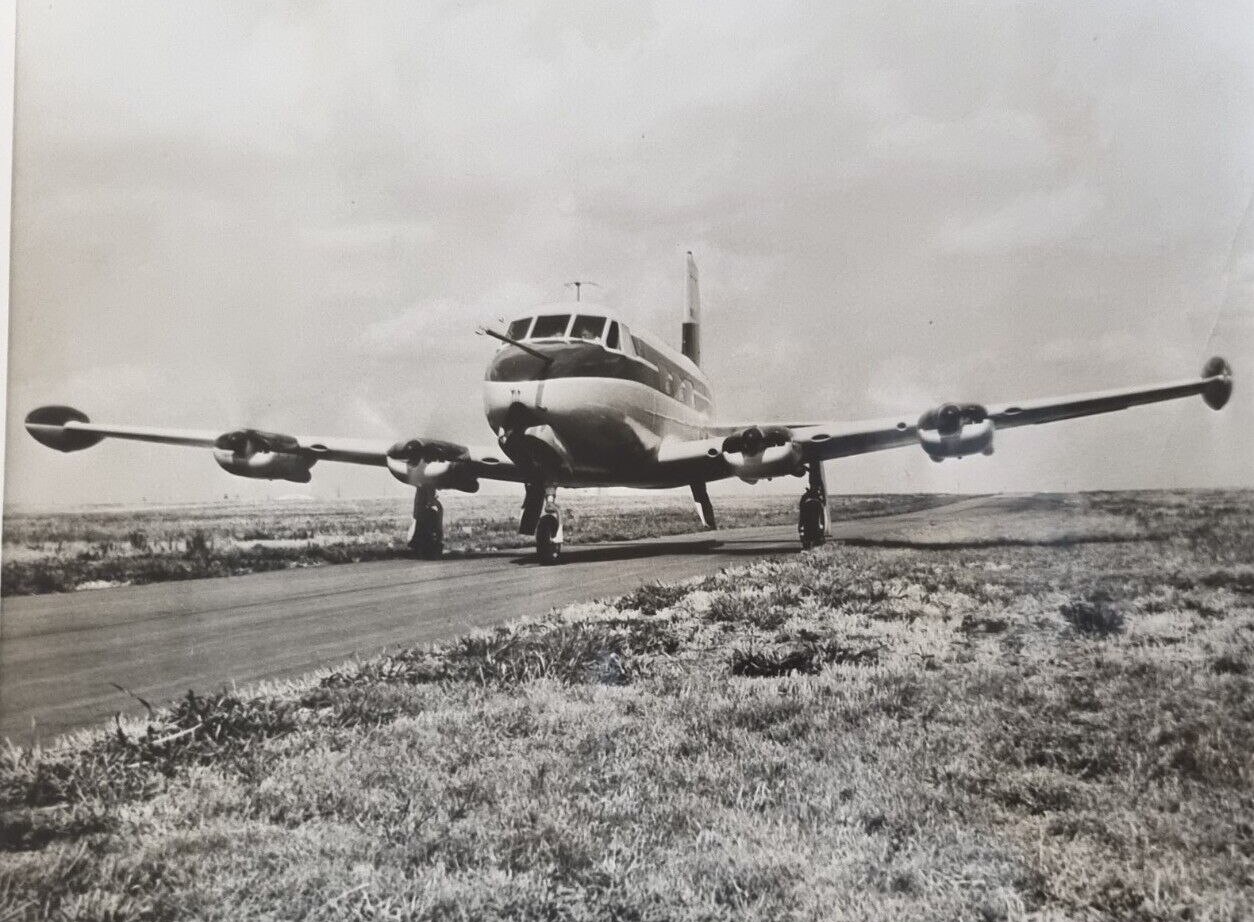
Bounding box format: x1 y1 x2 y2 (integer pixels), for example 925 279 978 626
799 355 1233 462
661 356 1233 480
26 357 1233 488
24 405 523 488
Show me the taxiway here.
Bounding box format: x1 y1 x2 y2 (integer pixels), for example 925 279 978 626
1 496 995 742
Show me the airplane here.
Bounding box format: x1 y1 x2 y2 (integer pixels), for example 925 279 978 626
26 253 1234 564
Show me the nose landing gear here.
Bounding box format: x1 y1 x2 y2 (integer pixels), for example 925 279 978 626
798 462 829 550
408 485 444 559
520 483 563 564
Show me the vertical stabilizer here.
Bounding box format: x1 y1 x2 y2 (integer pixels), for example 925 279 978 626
682 251 701 365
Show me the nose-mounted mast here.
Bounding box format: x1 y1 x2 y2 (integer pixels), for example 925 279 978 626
564 280 600 302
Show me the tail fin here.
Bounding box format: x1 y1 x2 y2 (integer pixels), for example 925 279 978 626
682 251 700 365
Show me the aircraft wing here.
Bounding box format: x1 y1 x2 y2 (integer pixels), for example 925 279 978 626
24 405 524 486
982 358 1235 430
663 356 1233 479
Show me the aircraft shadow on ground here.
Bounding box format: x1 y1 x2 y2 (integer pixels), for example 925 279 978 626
507 538 799 565
833 533 1161 551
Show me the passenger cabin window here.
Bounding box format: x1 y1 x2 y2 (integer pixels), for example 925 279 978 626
605 322 620 350
506 318 532 340
530 314 571 339
570 315 607 341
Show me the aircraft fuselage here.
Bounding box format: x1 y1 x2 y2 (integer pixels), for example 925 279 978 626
482 304 713 487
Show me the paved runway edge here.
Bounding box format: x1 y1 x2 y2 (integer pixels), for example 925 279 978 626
1 496 994 743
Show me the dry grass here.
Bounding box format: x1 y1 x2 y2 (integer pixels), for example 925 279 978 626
0 490 1251 920
1 493 954 596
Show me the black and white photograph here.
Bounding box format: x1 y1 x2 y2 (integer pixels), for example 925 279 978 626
1 1 1251 918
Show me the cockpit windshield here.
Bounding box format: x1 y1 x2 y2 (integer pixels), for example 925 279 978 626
503 312 621 347
529 314 571 339
570 315 607 341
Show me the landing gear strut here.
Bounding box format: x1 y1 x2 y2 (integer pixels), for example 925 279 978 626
691 482 717 530
520 483 563 564
799 462 829 549
408 486 444 559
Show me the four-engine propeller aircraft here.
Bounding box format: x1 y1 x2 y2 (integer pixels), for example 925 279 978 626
26 253 1234 563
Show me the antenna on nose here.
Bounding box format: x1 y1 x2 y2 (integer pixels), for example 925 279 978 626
564 280 600 302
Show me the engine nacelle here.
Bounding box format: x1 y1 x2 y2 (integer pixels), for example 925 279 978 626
386 437 479 492
917 402 994 461
386 456 480 492
721 425 791 457
213 449 315 483
387 438 466 463
716 426 802 482
725 443 804 482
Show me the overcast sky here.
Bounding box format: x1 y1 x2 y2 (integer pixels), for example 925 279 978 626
5 0 1252 508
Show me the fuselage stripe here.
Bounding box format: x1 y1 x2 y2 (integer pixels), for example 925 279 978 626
487 341 713 406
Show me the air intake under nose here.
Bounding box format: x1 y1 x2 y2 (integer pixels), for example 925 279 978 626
499 401 542 435
498 421 572 477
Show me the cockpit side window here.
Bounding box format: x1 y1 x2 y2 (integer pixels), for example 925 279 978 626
605 322 620 350
530 314 571 339
506 318 532 340
570 315 607 341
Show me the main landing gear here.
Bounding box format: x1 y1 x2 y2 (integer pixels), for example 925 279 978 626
408 485 444 559
798 462 830 550
691 482 717 530
520 483 564 564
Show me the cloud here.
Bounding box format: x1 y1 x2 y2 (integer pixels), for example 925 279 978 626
7 0 1253 504
938 185 1104 255
358 299 466 359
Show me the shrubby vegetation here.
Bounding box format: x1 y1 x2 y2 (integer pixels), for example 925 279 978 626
1 493 954 596
1 490 1251 920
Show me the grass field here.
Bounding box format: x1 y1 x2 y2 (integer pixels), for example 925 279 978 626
1 490 1251 920
0 492 954 596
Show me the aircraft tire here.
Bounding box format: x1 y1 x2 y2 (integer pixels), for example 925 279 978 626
420 534 444 560
536 514 562 565
409 526 443 560
409 497 444 560
799 498 826 550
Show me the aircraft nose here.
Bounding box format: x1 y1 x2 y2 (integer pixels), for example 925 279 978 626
486 343 556 383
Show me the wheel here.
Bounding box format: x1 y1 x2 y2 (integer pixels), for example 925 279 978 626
799 497 826 549
409 523 443 559
536 514 562 565
416 529 443 560
408 500 444 559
